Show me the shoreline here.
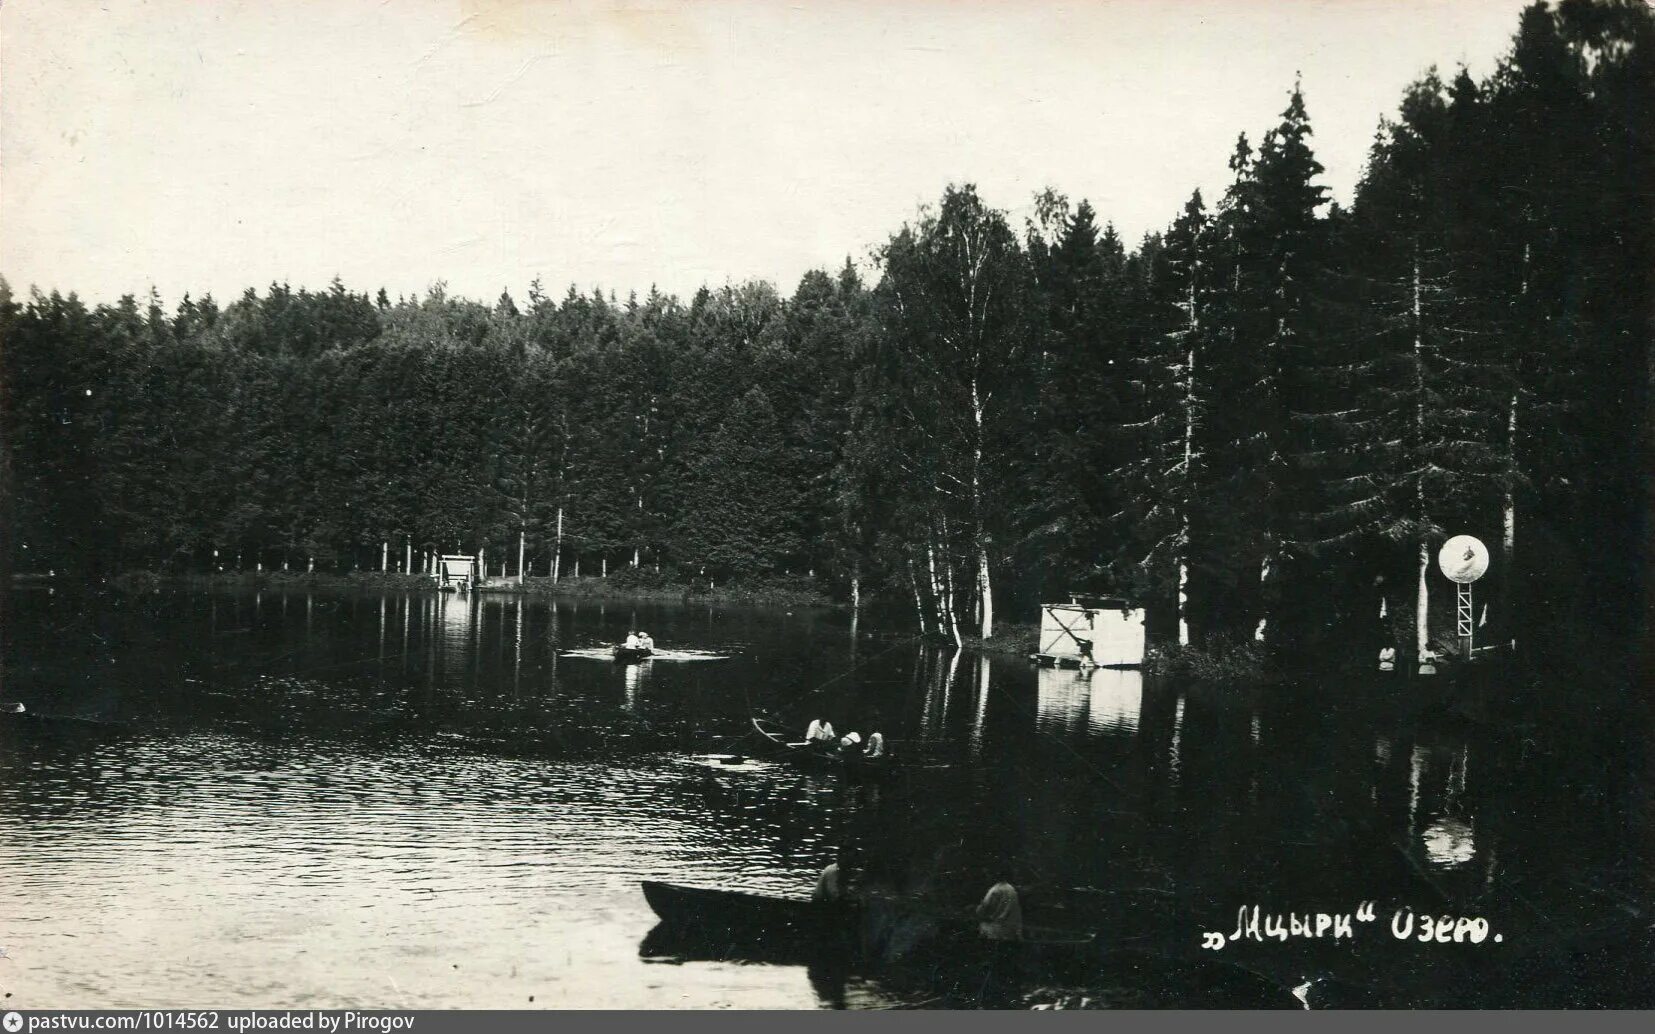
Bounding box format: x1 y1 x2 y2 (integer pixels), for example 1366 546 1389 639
101 569 841 609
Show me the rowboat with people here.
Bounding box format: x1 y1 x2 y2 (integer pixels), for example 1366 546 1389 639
750 717 896 776
613 629 656 663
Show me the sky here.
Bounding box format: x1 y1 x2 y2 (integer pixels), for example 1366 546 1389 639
2 0 1537 306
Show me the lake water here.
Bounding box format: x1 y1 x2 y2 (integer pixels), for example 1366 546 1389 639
0 588 1646 1008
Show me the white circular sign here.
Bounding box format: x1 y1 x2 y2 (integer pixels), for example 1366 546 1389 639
1437 535 1489 584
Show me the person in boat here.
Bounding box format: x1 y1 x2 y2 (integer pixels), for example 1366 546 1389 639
837 731 863 757
976 875 1023 941
975 872 1023 1006
638 631 654 652
623 631 642 650
812 861 843 904
863 730 886 759
805 718 836 748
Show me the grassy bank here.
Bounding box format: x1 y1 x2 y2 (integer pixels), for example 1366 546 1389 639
958 622 1040 658
486 573 835 608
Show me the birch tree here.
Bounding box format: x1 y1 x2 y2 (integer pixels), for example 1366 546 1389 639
875 186 1035 639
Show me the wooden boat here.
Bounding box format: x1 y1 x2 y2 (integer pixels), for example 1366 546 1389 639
612 645 654 663
642 880 854 942
750 718 894 775
640 880 1099 995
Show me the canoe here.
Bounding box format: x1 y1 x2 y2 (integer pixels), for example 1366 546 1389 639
640 880 1100 995
613 646 654 663
750 718 894 776
643 880 853 938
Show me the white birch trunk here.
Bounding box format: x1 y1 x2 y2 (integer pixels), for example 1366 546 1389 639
969 378 992 639
1413 247 1431 672
908 558 929 636
381 541 388 573
976 546 993 640
1179 265 1198 647
941 552 963 649
926 538 945 638
1177 541 1191 647
1416 540 1431 666
404 540 411 575
552 506 564 582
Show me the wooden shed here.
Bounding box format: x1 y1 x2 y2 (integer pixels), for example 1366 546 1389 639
437 554 481 592
1032 597 1145 669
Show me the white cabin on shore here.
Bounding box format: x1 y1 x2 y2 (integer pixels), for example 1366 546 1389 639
1033 597 1145 669
437 554 481 592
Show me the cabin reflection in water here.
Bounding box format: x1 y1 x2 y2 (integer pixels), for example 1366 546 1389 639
1034 666 1143 739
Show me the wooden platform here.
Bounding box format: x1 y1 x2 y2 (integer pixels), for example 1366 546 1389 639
1029 653 1142 671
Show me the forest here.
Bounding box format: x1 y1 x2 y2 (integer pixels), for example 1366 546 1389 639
2 1 1649 671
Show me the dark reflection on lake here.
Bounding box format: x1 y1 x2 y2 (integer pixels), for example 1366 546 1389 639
0 589 1646 1008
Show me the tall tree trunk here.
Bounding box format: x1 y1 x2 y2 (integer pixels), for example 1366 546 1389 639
1177 529 1192 648
976 545 993 640
552 506 564 582
517 527 526 585
1255 550 1272 642
908 558 929 637
404 539 411 575
970 377 993 639
1416 540 1431 669
941 549 963 648
381 541 388 573
926 536 945 639
1413 246 1431 673
1178 265 1199 647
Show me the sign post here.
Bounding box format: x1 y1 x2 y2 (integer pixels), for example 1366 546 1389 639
1437 535 1489 661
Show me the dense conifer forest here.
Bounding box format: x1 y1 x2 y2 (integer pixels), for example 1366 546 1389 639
3 1 1649 669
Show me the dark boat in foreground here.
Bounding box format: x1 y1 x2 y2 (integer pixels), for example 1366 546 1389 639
612 645 654 663
640 881 1300 1008
640 880 1099 997
642 880 852 943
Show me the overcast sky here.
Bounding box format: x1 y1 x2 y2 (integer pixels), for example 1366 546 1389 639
2 0 1535 306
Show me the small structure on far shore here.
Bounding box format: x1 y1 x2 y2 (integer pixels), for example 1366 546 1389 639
437 554 482 593
1032 596 1145 669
